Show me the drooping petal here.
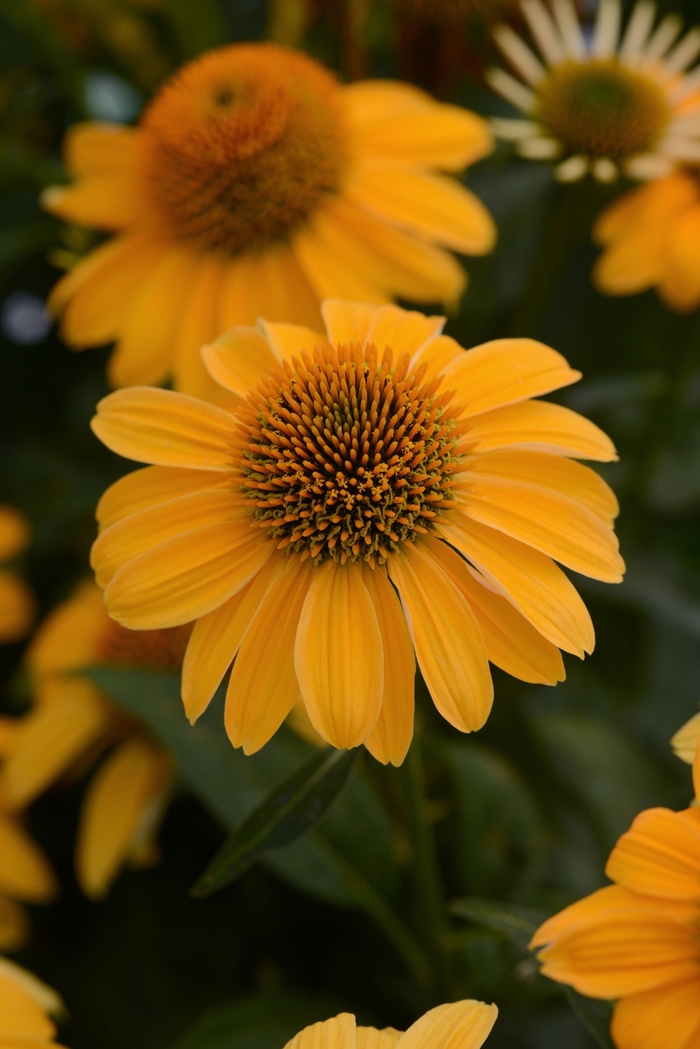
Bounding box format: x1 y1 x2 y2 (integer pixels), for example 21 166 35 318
611 979 700 1049
96 466 228 530
658 204 700 312
347 166 496 255
76 738 172 900
201 326 280 397
606 806 700 900
42 174 144 230
395 1000 498 1049
458 478 625 582
104 520 274 629
283 1014 356 1049
435 516 594 656
26 579 105 676
427 538 564 685
0 816 56 903
362 564 415 766
171 251 228 398
443 339 581 417
0 572 34 643
63 121 142 178
0 972 56 1040
217 244 322 332
294 218 399 304
91 387 237 471
295 561 383 749
225 558 312 755
181 555 285 723
465 400 618 461
387 541 492 733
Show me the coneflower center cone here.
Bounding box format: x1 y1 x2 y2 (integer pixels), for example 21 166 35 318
236 344 467 565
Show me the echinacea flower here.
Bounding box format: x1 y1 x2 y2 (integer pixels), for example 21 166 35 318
0 956 67 1047
42 43 495 400
89 300 624 764
593 172 700 311
0 580 181 900
283 1001 497 1049
531 795 700 1049
0 793 56 951
0 505 34 643
489 0 700 184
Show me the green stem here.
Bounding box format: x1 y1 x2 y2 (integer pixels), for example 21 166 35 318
400 731 450 997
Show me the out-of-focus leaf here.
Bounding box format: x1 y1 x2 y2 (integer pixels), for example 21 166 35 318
169 990 339 1049
192 748 359 898
450 898 614 1049
164 0 228 58
0 0 85 112
0 220 58 265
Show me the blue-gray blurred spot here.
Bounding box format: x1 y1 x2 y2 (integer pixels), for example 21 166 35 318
1 291 52 345
84 71 143 123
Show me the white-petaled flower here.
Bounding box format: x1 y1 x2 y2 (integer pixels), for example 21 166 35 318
488 0 700 183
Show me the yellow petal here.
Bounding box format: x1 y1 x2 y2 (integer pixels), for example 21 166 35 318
53 231 168 348
63 121 141 178
321 300 381 346
463 450 619 522
465 399 617 461
605 806 700 901
0 957 63 1019
104 520 274 629
357 1031 402 1049
427 538 564 685
435 516 593 656
91 387 237 471
225 558 312 755
0 815 56 903
671 711 700 764
611 980 700 1049
91 488 241 588
26 579 105 676
201 326 280 397
0 506 30 561
283 1014 356 1049
107 247 199 387
293 221 387 303
387 541 492 733
1 678 110 808
42 174 143 230
218 243 323 332
396 1001 497 1049
0 572 34 643
410 334 463 383
592 227 667 295
658 204 700 313
343 79 438 123
96 466 229 530
181 555 285 723
444 339 581 417
594 173 698 245
295 561 383 750
0 897 28 953
362 564 415 766
0 973 55 1040
366 304 445 358
171 251 228 398
694 742 700 801
348 166 496 255
459 478 624 582
257 320 330 363
76 738 172 900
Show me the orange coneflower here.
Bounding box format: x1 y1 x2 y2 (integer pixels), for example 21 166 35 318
89 300 624 764
0 956 67 1046
283 1002 497 1049
0 505 34 643
42 44 495 400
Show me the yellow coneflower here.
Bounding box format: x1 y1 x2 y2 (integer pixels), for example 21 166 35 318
0 955 67 1046
593 172 700 311
284 1001 497 1049
1 580 181 900
90 300 623 764
531 794 700 1049
42 44 495 400
488 0 700 184
0 505 34 643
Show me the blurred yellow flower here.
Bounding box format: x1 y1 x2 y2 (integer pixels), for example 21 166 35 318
1 580 181 900
43 44 495 400
0 505 35 643
90 300 623 763
0 955 67 1046
489 0 700 183
593 172 700 311
531 798 700 1049
284 1002 497 1049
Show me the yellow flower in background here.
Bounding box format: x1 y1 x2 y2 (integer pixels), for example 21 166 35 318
42 44 495 400
489 0 700 183
0 580 181 900
0 505 34 643
283 1002 497 1049
90 300 623 764
593 172 700 311
531 799 700 1049
671 710 700 799
0 955 67 1046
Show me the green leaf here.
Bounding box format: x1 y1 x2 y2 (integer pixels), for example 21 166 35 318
191 748 359 898
170 990 340 1049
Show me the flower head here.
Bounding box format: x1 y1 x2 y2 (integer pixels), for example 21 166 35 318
90 300 623 763
531 799 700 1049
0 505 34 643
489 0 700 183
42 44 494 399
0 580 182 900
0 956 67 1046
283 1002 497 1049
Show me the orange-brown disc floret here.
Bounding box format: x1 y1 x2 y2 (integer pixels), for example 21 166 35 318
235 344 466 566
140 44 347 254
